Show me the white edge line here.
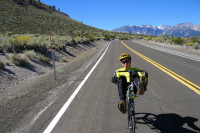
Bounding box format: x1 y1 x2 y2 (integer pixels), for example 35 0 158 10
43 42 111 133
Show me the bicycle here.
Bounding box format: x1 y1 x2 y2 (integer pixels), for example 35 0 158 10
116 70 147 133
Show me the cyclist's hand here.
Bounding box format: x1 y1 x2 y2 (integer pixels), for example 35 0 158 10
111 76 118 83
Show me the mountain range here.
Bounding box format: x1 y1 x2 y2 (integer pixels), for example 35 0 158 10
112 23 200 37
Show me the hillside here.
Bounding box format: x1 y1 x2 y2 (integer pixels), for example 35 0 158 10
0 0 102 35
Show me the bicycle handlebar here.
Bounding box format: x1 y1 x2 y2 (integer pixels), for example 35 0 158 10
115 70 147 82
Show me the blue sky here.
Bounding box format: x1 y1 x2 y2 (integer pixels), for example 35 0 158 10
41 0 200 31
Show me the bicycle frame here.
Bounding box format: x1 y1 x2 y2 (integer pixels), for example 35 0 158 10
126 81 137 133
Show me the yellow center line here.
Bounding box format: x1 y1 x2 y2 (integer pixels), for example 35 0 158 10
121 41 200 95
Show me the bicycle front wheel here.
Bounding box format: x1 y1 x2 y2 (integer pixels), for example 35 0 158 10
129 111 136 133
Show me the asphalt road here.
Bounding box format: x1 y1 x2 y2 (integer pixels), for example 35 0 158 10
31 40 200 133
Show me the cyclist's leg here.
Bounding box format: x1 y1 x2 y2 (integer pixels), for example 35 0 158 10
117 76 128 114
118 76 128 101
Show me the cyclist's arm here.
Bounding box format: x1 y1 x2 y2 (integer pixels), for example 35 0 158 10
111 72 118 84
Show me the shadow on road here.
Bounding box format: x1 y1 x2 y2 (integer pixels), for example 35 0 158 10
135 113 200 133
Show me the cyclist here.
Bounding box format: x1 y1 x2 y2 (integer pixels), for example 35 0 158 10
111 53 140 114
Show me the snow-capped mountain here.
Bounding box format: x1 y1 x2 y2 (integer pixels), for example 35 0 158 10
157 25 173 31
165 23 200 37
112 25 163 36
112 23 200 37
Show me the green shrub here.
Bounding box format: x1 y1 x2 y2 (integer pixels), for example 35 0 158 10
190 36 199 43
9 36 31 51
51 45 58 50
152 37 159 42
36 54 50 63
104 34 112 40
194 44 199 50
60 57 67 62
0 61 5 69
187 42 194 46
10 52 29 66
117 35 130 40
86 35 95 42
58 44 65 51
5 61 10 66
172 37 184 45
144 36 153 41
14 36 31 44
24 50 36 60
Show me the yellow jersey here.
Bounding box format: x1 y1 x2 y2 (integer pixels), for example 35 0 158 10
115 67 140 83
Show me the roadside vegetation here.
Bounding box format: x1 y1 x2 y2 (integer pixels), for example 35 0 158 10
142 35 200 50
0 61 5 69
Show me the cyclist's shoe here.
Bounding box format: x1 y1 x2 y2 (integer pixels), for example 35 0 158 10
118 101 126 114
